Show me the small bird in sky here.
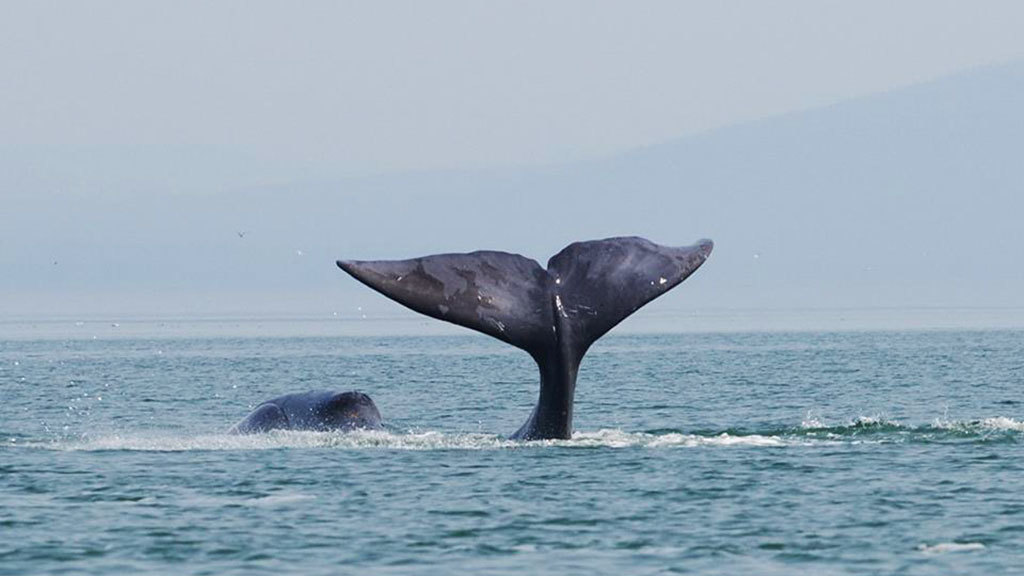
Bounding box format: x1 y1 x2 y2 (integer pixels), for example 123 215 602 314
236 231 247 239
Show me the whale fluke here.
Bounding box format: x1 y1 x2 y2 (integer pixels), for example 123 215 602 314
337 236 713 440
339 250 552 355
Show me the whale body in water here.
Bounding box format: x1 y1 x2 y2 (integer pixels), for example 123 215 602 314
337 236 712 440
230 390 382 434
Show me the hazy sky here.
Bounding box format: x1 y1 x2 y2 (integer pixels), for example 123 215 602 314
3 1 1024 177
4 2 1024 324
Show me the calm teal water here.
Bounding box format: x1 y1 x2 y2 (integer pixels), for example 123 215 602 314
2 325 1023 575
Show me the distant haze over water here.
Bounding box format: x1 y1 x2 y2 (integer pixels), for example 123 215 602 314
4 62 1024 323
5 308 1024 343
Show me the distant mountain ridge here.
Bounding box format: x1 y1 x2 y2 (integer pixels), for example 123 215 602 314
5 60 1023 316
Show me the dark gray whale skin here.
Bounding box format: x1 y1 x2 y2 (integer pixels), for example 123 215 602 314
337 236 712 440
229 390 383 434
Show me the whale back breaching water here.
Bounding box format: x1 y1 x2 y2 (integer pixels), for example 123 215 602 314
338 236 713 440
230 390 383 434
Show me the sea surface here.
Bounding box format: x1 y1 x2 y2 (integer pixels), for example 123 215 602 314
2 319 1023 575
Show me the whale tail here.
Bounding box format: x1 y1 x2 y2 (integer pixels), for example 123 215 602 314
337 236 713 439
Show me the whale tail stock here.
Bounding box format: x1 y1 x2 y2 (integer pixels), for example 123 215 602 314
337 236 713 440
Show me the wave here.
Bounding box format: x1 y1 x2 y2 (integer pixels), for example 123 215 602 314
935 416 1024 433
792 415 1024 443
19 416 1023 452
28 428 788 452
917 542 986 554
245 493 317 507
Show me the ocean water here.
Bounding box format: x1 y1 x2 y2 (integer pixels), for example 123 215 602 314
2 321 1023 575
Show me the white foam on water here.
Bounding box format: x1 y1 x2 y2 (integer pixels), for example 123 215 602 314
29 413 1024 453
800 412 828 429
800 414 904 432
932 416 1024 433
977 417 1024 431
168 492 316 509
32 430 510 452
646 432 785 448
917 542 986 554
246 493 316 507
850 415 896 426
32 428 789 452
534 429 785 448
